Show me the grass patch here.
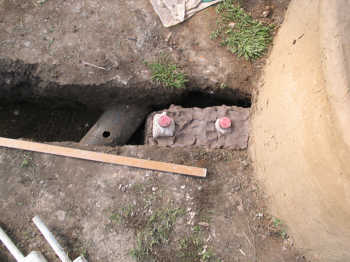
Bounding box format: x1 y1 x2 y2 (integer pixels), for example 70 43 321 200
211 0 274 60
271 217 288 239
110 201 220 261
178 227 220 262
20 154 33 168
146 55 188 89
110 204 138 226
130 207 185 261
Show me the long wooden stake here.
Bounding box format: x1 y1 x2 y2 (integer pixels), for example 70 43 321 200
0 137 206 178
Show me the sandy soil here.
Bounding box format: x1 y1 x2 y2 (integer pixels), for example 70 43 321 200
251 0 350 260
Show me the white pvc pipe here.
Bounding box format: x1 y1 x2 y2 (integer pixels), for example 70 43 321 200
24 251 48 262
32 216 72 262
0 226 25 262
73 257 88 262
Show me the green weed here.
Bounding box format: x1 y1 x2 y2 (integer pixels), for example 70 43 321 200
20 154 32 168
178 227 219 262
130 207 186 261
272 217 288 239
37 0 49 5
211 0 274 60
146 55 188 89
110 204 137 225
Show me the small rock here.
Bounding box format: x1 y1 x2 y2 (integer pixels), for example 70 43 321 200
197 186 202 191
250 184 257 192
186 193 193 201
187 211 196 225
228 22 236 28
13 109 20 116
23 41 31 48
232 185 241 192
262 6 272 18
152 186 158 192
180 185 186 190
237 203 244 212
165 32 172 42
56 210 66 221
262 10 270 17
256 212 264 218
241 159 249 167
198 222 209 227
119 184 128 192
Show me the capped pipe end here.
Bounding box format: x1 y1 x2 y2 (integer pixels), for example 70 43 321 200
158 114 172 128
215 117 232 134
219 117 231 129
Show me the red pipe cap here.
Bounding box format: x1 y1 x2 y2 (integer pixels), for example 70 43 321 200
219 117 231 129
158 115 172 128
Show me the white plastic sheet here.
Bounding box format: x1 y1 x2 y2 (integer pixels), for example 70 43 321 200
150 0 222 27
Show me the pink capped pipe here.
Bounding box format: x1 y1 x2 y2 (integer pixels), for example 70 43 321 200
215 117 232 134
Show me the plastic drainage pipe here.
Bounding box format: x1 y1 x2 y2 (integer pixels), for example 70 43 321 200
32 216 87 262
0 227 47 262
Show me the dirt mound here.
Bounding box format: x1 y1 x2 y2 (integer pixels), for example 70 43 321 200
251 0 350 260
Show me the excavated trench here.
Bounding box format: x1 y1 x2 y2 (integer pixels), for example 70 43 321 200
0 90 251 146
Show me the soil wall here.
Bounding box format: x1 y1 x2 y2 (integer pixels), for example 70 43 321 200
251 0 350 260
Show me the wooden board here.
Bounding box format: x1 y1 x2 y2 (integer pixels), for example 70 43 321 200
0 137 206 178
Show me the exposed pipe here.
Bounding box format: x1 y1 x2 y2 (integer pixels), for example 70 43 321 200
32 216 87 262
0 227 24 261
0 226 48 262
80 104 150 146
32 216 71 262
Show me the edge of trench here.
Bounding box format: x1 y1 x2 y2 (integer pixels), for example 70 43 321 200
0 57 251 110
250 0 350 261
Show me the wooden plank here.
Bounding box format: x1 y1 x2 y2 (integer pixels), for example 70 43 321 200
0 137 206 178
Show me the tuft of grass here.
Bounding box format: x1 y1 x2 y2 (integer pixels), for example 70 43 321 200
37 0 49 5
271 217 288 239
130 207 185 261
211 0 274 60
178 227 219 262
146 55 188 89
110 204 138 226
20 154 32 168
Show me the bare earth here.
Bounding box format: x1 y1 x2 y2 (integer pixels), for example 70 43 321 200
0 0 288 107
0 0 307 261
0 145 305 262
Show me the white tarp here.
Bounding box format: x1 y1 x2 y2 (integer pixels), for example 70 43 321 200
150 0 222 27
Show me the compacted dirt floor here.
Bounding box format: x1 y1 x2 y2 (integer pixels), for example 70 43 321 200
0 145 306 262
0 0 308 261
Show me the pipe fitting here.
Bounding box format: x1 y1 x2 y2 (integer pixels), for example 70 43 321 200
215 117 232 134
153 112 175 138
80 104 150 146
158 114 172 128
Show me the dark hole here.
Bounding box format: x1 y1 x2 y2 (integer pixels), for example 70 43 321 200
0 100 101 142
103 131 111 138
0 90 250 145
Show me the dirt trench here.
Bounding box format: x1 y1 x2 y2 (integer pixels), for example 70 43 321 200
0 0 308 262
